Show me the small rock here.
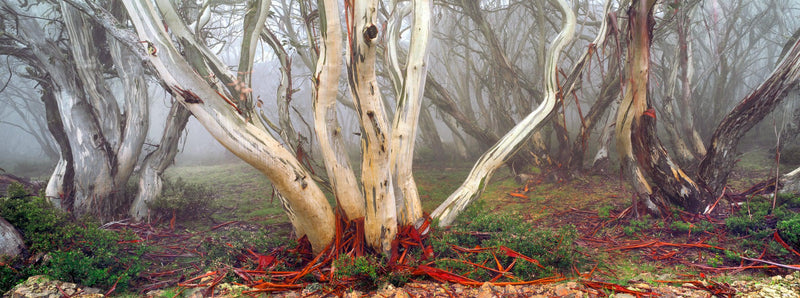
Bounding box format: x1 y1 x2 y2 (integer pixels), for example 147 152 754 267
554 284 573 297
613 294 636 298
5 275 104 298
786 274 795 281
476 282 495 298
389 289 409 298
453 284 464 294
504 284 517 295
772 275 783 282
341 290 362 298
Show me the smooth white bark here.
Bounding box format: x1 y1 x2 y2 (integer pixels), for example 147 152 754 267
780 167 800 195
0 217 25 257
313 0 365 221
347 0 397 252
131 104 190 220
122 0 335 253
432 0 576 227
388 0 432 225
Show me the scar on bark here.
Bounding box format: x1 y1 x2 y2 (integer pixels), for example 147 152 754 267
173 86 204 104
364 24 378 44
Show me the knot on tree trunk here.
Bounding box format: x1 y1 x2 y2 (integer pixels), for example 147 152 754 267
363 24 378 44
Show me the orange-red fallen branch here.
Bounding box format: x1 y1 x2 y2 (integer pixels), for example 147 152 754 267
773 231 800 258
167 211 568 295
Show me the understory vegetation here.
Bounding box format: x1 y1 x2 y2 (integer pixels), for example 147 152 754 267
0 184 147 293
2 158 800 295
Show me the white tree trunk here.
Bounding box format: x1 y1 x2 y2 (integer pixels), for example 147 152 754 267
313 0 365 221
122 0 335 253
13 3 116 217
236 0 271 118
388 0 432 225
780 167 800 195
346 0 397 252
109 32 149 191
45 157 69 209
61 3 122 149
432 0 576 227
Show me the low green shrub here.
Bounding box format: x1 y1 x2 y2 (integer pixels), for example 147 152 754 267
200 228 287 268
624 216 652 237
333 254 379 288
147 177 214 221
0 183 66 253
431 200 585 279
670 220 715 234
0 183 148 293
778 215 800 250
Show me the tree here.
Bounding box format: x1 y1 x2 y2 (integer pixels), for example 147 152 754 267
113 0 586 253
0 1 190 221
613 0 800 213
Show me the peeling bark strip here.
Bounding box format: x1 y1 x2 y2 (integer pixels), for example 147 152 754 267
699 37 800 196
346 0 397 253
432 0 576 227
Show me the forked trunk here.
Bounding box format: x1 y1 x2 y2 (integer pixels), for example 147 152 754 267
122 0 335 253
616 0 708 213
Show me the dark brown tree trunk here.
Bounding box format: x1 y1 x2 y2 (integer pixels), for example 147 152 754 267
699 37 800 196
618 0 709 213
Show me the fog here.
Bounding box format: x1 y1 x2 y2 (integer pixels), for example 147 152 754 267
1 0 799 181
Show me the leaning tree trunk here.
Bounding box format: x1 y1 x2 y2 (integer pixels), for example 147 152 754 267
616 0 708 213
699 37 800 196
122 0 335 253
432 0 576 227
131 104 191 220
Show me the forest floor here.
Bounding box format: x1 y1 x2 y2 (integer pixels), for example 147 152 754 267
8 149 797 297
95 148 800 297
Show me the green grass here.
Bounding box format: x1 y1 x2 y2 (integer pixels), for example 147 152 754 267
164 162 287 225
